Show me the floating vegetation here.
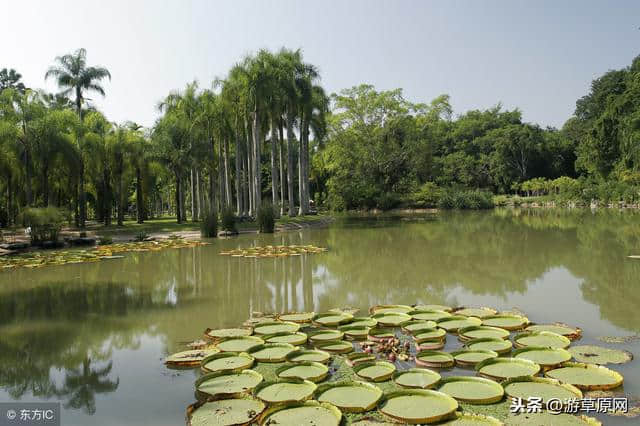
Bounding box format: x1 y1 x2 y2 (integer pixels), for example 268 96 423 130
464 338 513 354
415 350 455 368
312 312 354 327
259 401 342 426
368 328 395 342
186 396 265 426
513 346 572 368
164 349 218 367
263 331 307 345
0 238 208 270
314 340 353 354
195 370 263 400
513 331 571 349
545 362 624 390
371 312 412 327
369 305 413 314
204 327 252 340
481 314 529 330
568 345 633 365
219 244 327 258
200 351 254 374
349 317 378 328
476 358 540 381
437 376 504 404
450 349 498 368
278 311 316 323
338 325 371 341
502 376 583 406
454 307 498 318
353 361 396 382
408 309 452 322
393 368 441 389
276 362 329 382
286 349 332 364
252 321 300 335
215 335 264 352
437 315 483 332
504 412 602 425
415 304 453 312
525 323 582 340
379 389 458 424
315 381 383 412
413 328 447 344
346 352 377 367
253 378 317 404
247 343 297 363
458 325 510 341
309 330 344 342
596 334 640 344
401 319 438 333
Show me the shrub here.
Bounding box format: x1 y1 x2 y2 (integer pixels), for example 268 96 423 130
220 207 237 233
0 208 8 228
257 203 276 233
98 236 113 245
21 207 66 243
410 183 442 208
134 231 149 242
375 193 401 210
200 209 218 238
438 189 494 210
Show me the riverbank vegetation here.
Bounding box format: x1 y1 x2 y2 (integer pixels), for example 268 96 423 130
1 50 639 235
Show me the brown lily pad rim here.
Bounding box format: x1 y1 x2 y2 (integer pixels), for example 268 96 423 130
412 327 447 343
525 322 583 340
338 325 371 340
346 352 377 366
308 329 345 342
368 328 396 342
276 311 316 323
258 400 342 426
186 395 265 426
200 351 254 374
312 312 354 327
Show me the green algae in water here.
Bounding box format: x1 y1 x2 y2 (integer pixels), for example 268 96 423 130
286 349 331 364
545 362 623 390
394 368 441 389
215 335 264 352
259 401 342 426
187 397 265 426
437 315 483 332
476 358 540 380
315 381 383 412
568 345 633 365
514 331 570 349
451 349 498 367
458 325 510 341
513 346 572 367
201 352 254 373
379 390 458 424
252 321 300 335
353 361 396 382
505 412 602 425
502 377 582 404
437 376 504 404
247 343 296 362
465 337 512 354
276 362 329 382
195 370 263 399
254 379 317 404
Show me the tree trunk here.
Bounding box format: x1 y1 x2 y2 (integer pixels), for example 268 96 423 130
297 113 304 216
286 109 296 216
246 119 254 216
175 172 182 223
79 162 86 228
136 166 144 224
117 168 124 226
278 118 285 216
270 115 280 216
190 168 197 221
42 162 49 206
235 129 242 216
252 106 262 213
223 137 231 209
301 116 310 214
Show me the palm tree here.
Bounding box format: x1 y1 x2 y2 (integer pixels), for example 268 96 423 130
45 48 111 227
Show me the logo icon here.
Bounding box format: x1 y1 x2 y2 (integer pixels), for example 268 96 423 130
6 409 17 420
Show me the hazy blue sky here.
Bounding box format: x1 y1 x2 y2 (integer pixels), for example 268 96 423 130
3 1 639 128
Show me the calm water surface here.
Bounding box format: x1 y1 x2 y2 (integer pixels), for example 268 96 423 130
1 210 639 425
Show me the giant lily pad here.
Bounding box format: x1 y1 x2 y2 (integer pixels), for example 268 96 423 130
464 337 513 354
545 362 624 390
277 311 315 323
368 328 395 342
338 325 370 340
276 362 329 382
201 352 254 374
379 389 458 424
513 346 572 368
262 331 307 345
195 370 263 400
313 312 354 327
372 312 412 327
458 325 510 342
349 317 378 327
353 361 396 382
450 349 498 367
186 396 265 426
315 381 383 412
216 335 264 352
309 329 344 342
258 401 341 426
437 315 483 332
514 331 571 349
437 376 504 404
252 321 300 335
504 412 602 425
568 345 633 365
482 315 529 330
346 352 377 366
286 349 331 364
416 339 446 351
502 376 583 405
441 412 503 425
401 320 438 334
454 307 497 318
314 340 353 354
253 378 317 404
164 349 218 367
204 327 252 340
476 357 540 381
413 327 447 343
408 309 452 322
394 368 441 389
415 304 453 312
370 304 413 314
247 343 297 362
525 323 582 340
416 350 455 368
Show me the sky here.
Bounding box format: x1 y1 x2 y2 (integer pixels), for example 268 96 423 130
2 0 639 128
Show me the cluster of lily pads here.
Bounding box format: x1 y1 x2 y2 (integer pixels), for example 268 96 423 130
0 239 208 269
218 245 327 259
165 304 634 425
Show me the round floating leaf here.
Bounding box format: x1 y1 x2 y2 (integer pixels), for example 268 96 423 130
413 327 447 343
401 320 438 334
253 378 317 404
309 329 344 342
348 317 378 327
513 346 572 368
370 304 413 314
416 350 455 368
338 325 370 340
286 349 332 364
277 312 315 323
216 335 264 353
441 412 503 425
195 370 263 400
393 368 441 389
346 352 377 366
545 362 624 390
372 312 412 327
314 340 353 354
247 343 297 363
454 307 497 318
354 361 396 382
315 381 383 413
253 321 301 335
186 396 265 426
464 337 513 354
416 339 446 351
204 327 252 340
482 315 529 331
379 389 458 424
313 312 354 327
476 357 540 381
437 315 483 332
525 323 582 340
262 331 307 345
437 376 504 404
415 304 453 312
504 412 602 425
408 309 452 322
201 352 254 374
450 349 498 368
514 331 571 349
368 328 395 342
276 362 330 383
502 376 583 406
329 306 360 316
258 401 342 426
568 345 633 365
458 325 510 342
164 349 218 367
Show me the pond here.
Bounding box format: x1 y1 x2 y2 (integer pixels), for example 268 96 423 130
0 209 638 425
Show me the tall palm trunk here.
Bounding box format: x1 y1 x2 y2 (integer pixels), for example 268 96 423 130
270 115 280 216
234 127 243 216
252 106 262 213
75 89 86 227
286 109 296 216
190 168 197 221
136 166 144 223
246 119 254 216
301 114 310 214
297 112 305 216
278 118 285 216
223 137 231 208
175 171 182 223
42 162 49 206
117 172 124 226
